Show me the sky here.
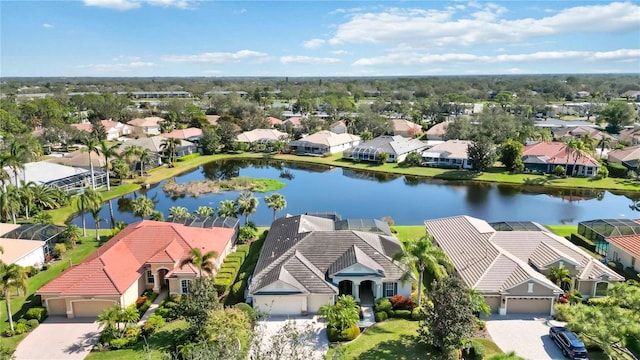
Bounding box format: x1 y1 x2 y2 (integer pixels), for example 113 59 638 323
1 0 639 77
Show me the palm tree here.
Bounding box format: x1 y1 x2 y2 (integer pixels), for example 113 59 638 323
564 139 585 176
0 152 13 192
111 159 131 184
179 248 218 277
97 140 120 191
77 188 102 236
547 266 573 291
193 206 214 218
0 262 27 332
217 200 239 218
264 193 287 221
392 234 453 306
89 205 103 242
160 137 182 166
81 136 100 189
3 142 27 187
122 145 142 173
131 196 154 220
60 224 81 247
31 184 59 210
168 206 191 219
598 136 613 159
580 134 598 155
1 186 22 224
19 181 37 219
318 295 360 332
138 148 153 176
237 192 259 225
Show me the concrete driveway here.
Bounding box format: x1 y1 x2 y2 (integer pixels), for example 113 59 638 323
14 316 101 360
485 314 566 360
255 316 328 360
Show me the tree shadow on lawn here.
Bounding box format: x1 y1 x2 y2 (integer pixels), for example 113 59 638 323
356 334 440 360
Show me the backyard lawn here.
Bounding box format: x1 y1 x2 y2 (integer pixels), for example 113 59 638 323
393 226 426 244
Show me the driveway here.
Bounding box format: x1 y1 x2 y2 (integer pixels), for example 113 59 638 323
485 314 566 360
14 316 101 360
255 316 328 360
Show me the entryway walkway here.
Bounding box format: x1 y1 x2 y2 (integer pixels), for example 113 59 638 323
138 289 167 325
359 306 376 328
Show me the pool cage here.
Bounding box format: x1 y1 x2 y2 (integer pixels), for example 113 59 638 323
489 221 548 232
343 147 384 162
3 224 64 257
578 219 640 255
335 218 393 236
45 171 107 194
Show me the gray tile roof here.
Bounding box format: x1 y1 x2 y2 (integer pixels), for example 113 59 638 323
249 215 407 295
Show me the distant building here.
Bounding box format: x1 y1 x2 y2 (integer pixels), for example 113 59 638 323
117 91 191 99
289 131 360 155
390 119 423 137
127 116 164 135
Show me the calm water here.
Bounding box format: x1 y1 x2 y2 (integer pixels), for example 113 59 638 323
72 159 640 227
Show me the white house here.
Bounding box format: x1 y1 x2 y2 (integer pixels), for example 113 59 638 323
288 131 360 155
421 140 473 169
127 117 164 136
0 239 45 269
606 235 640 272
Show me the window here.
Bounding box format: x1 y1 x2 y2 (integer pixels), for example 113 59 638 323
181 279 192 294
527 283 534 293
594 282 608 297
146 270 154 284
383 282 397 297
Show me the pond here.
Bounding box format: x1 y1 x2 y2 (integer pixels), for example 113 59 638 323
71 159 640 228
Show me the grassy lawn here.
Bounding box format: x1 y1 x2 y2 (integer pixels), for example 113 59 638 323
85 319 188 360
393 226 426 243
0 232 107 354
544 225 578 238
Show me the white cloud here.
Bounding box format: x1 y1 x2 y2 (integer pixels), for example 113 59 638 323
161 50 268 63
331 50 349 55
112 55 141 61
329 2 640 49
303 38 326 49
280 56 341 65
352 49 640 66
42 23 54 28
77 61 155 73
233 8 247 14
83 0 191 10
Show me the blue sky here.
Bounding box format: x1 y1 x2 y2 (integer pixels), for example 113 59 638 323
1 0 639 77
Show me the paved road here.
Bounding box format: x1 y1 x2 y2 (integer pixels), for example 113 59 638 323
14 316 101 360
255 316 328 360
486 314 566 360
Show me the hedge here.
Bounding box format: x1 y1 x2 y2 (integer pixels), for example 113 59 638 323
25 307 48 322
327 325 361 342
607 162 628 178
236 244 250 255
570 233 596 252
177 153 201 162
374 311 388 322
214 277 233 295
393 310 412 319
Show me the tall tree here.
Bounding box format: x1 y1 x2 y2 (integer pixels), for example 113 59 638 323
547 266 573 290
89 205 103 242
565 139 586 176
111 159 131 184
217 200 239 218
138 148 153 176
0 262 27 332
264 193 287 221
179 248 219 277
4 140 29 186
97 140 120 191
467 137 496 172
19 181 37 220
597 136 613 158
77 188 102 236
237 191 258 225
598 101 636 134
131 196 154 220
392 235 452 306
499 139 524 171
160 137 182 166
80 136 100 189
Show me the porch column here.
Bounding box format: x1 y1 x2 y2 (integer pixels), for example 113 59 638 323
352 281 360 302
152 272 160 292
375 281 382 299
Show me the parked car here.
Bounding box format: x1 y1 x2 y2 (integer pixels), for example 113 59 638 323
549 326 589 359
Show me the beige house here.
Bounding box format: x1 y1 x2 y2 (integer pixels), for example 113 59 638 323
288 131 361 155
607 145 640 170
606 235 640 272
424 216 624 315
390 119 423 137
421 140 473 169
127 117 164 135
38 220 235 318
425 122 448 140
236 129 288 145
0 239 45 268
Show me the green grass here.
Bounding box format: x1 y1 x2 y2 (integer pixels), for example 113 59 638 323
0 232 107 354
224 229 267 306
85 319 188 360
393 226 426 243
475 338 503 357
545 225 578 238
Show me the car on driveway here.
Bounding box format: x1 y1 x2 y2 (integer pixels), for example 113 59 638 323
549 326 589 359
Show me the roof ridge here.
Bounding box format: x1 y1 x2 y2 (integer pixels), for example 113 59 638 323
472 251 503 288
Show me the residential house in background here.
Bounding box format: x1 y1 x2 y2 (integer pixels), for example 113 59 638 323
425 216 623 315
0 223 45 268
117 91 191 99
282 116 304 130
622 90 640 101
553 126 613 143
390 119 423 137
127 116 164 136
46 150 107 171
5 161 107 193
235 129 288 147
71 120 133 140
118 136 198 166
248 214 411 316
288 131 360 155
267 117 284 127
618 127 640 145
38 220 235 318
343 135 427 163
1 223 64 260
421 140 473 169
206 115 220 126
522 142 600 177
330 120 348 134
607 145 640 171
425 121 448 141
606 235 640 273
160 127 203 142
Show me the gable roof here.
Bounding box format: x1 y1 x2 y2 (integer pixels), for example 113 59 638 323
607 235 640 260
522 142 600 167
236 129 288 143
391 119 423 134
117 136 194 153
608 145 640 163
0 239 44 265
160 127 203 140
350 135 427 156
422 140 472 159
128 117 164 127
267 117 283 125
290 131 360 148
249 215 407 295
426 122 448 136
46 150 107 168
38 221 234 296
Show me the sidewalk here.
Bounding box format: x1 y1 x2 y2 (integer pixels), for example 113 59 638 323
138 289 168 325
359 306 376 328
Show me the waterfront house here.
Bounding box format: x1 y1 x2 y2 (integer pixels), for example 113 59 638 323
607 145 640 170
288 131 360 155
421 140 473 169
343 135 427 163
521 142 600 177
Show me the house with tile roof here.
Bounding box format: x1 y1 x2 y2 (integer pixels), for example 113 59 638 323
425 121 448 140
390 119 423 137
343 135 428 163
0 239 45 268
127 116 164 136
421 140 473 169
607 145 640 170
288 131 360 155
267 117 284 127
606 235 640 273
618 127 640 146
522 142 600 177
248 214 412 316
235 129 288 145
552 126 613 143
38 220 235 318
424 215 624 315
160 127 203 142
330 120 347 134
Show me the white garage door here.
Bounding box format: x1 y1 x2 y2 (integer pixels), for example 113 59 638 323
507 298 551 314
46 299 67 316
254 295 305 316
72 300 117 318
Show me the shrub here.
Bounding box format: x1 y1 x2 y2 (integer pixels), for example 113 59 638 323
25 307 48 322
26 319 39 329
143 314 166 335
390 295 415 310
570 234 596 253
214 277 233 295
163 301 179 309
109 337 136 349
387 310 395 318
53 243 67 258
2 330 15 337
374 297 392 313
234 302 255 321
155 308 171 319
374 311 388 322
137 299 152 316
393 310 412 319
411 307 426 321
475 318 486 330
341 324 360 341
236 244 250 255
607 162 628 178
594 166 609 179
587 296 616 307
14 323 29 335
553 165 565 176
135 295 148 308
463 339 486 360
25 266 39 277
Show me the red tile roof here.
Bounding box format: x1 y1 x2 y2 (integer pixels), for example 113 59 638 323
38 221 234 296
607 235 640 259
160 127 203 140
522 142 599 166
267 117 283 125
71 123 93 132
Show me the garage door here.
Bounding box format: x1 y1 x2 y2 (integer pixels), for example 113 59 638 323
72 300 117 318
254 295 305 316
507 298 551 314
46 299 67 316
